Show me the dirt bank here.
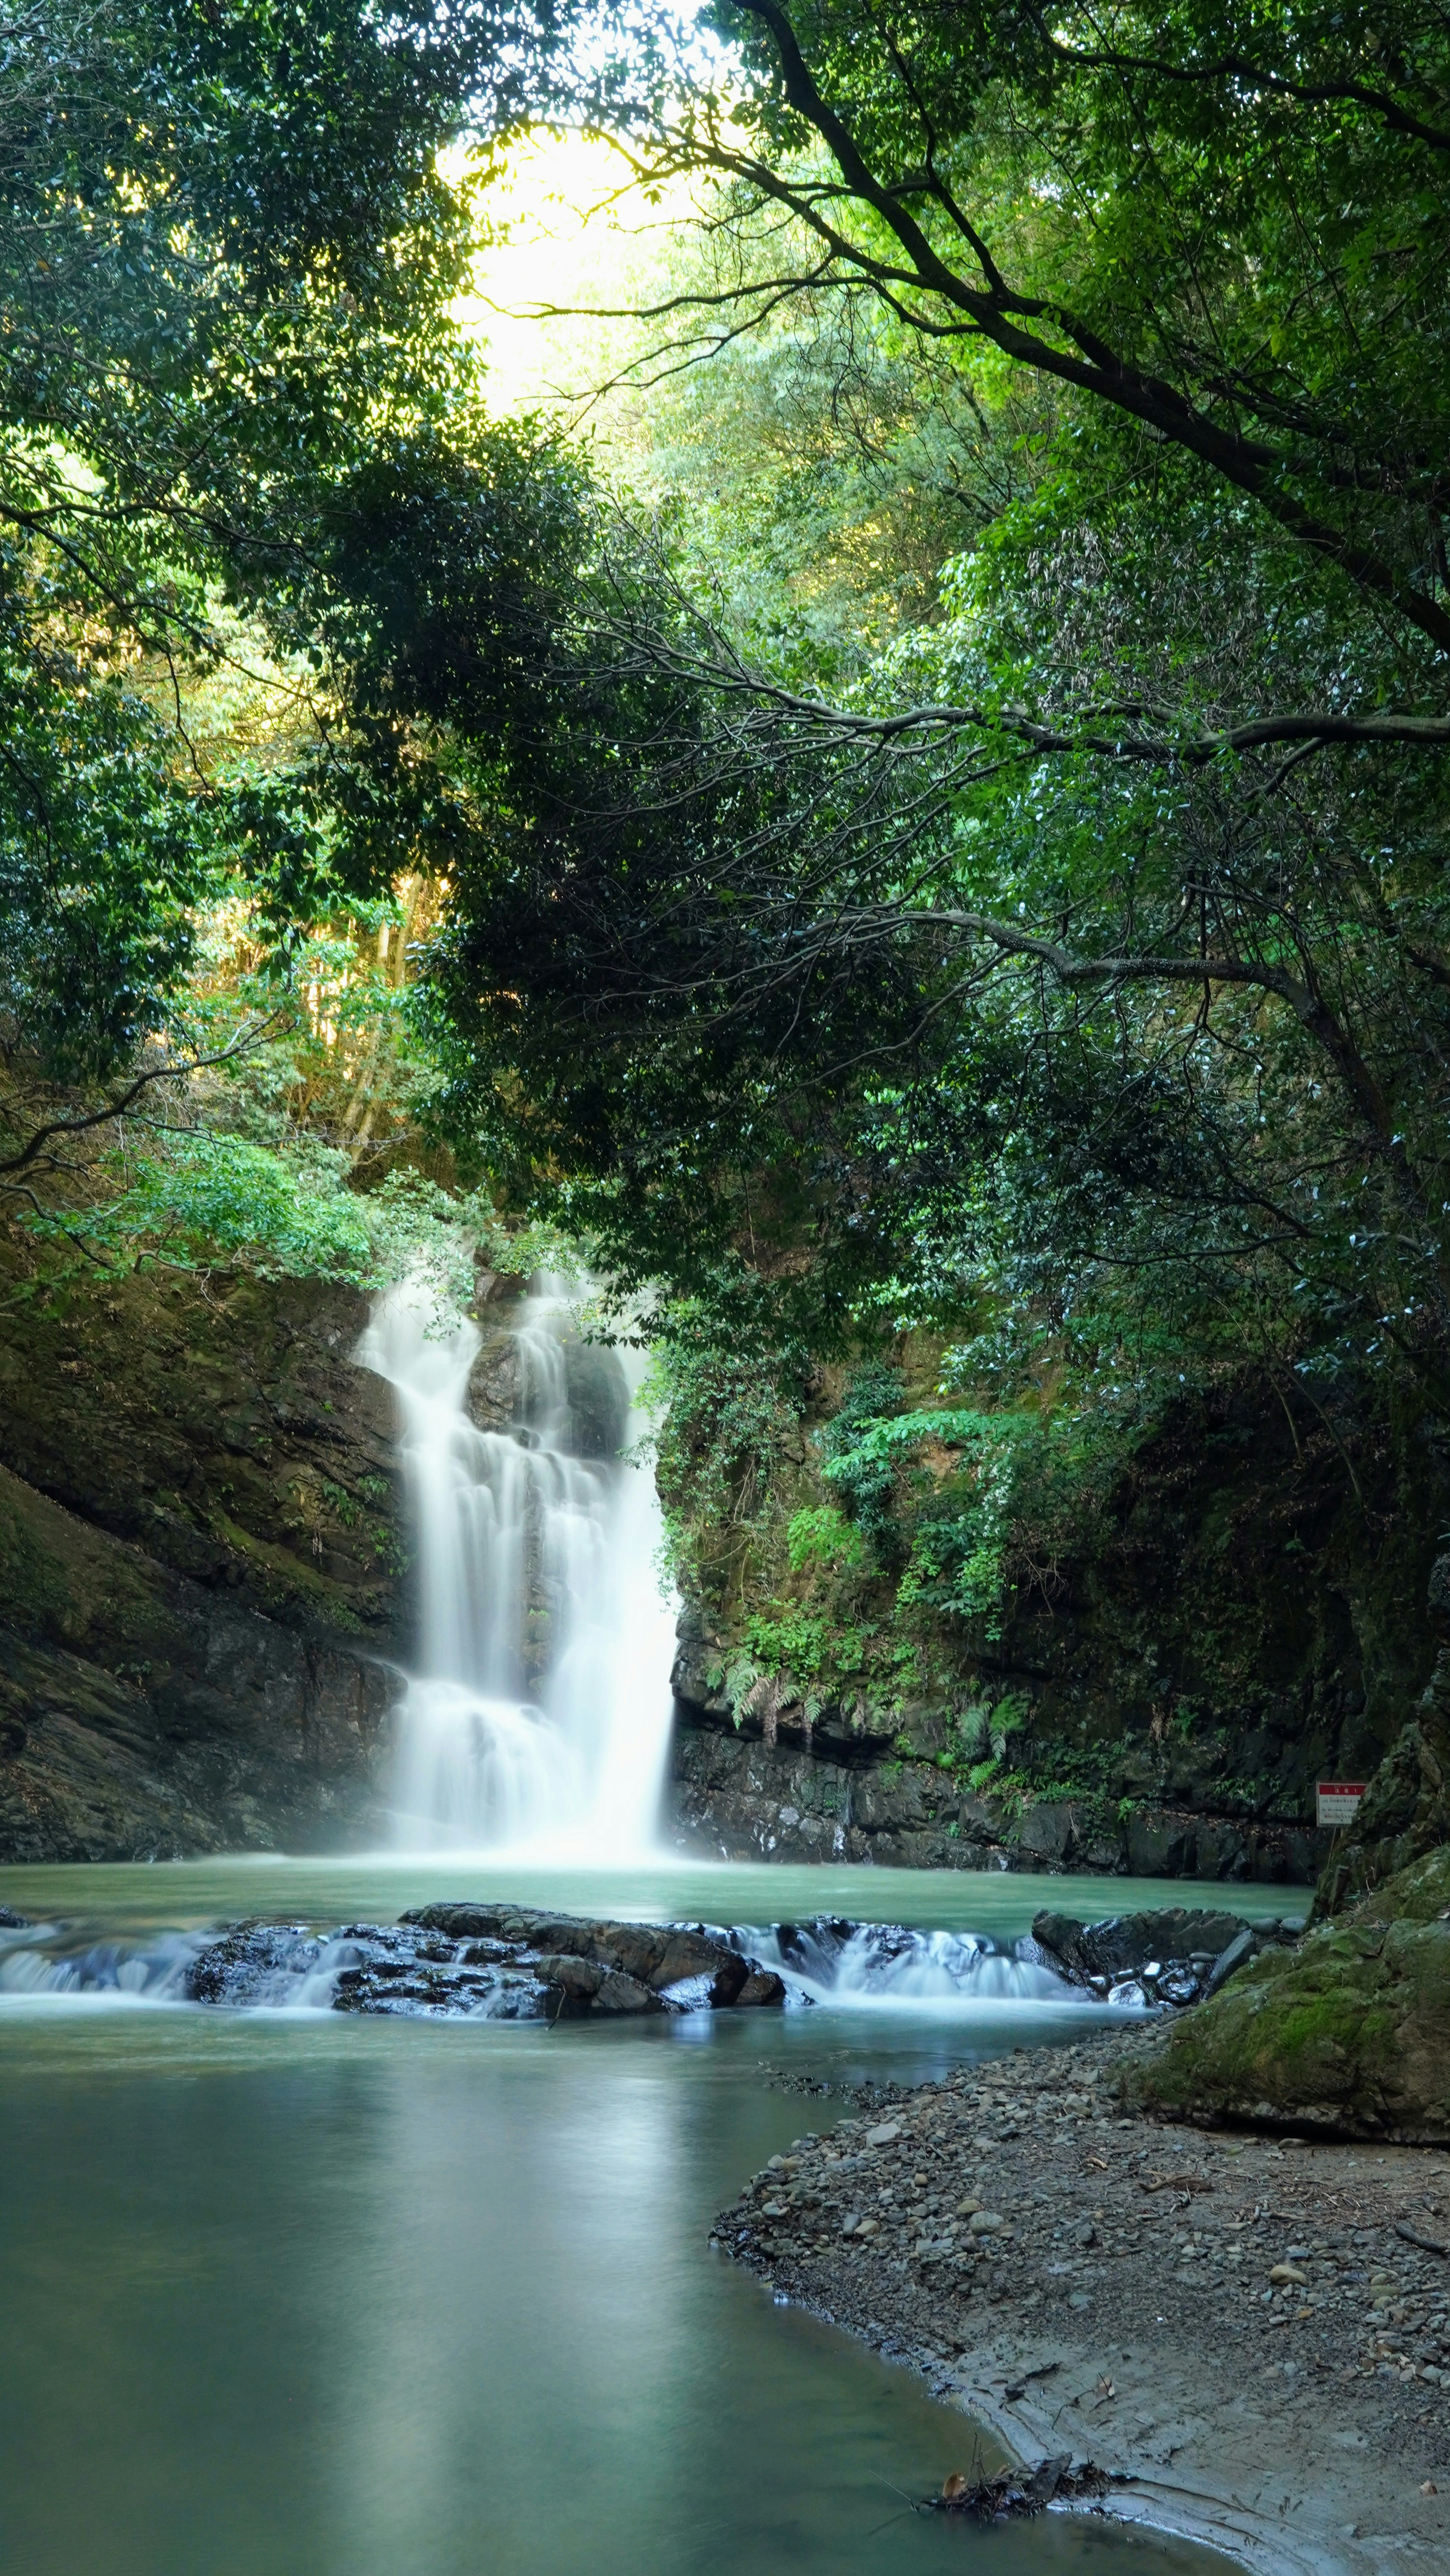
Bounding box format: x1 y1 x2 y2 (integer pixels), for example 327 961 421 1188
715 2027 1450 2573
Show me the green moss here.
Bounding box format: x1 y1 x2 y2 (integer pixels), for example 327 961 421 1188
1124 1909 1450 2139
207 1510 364 1629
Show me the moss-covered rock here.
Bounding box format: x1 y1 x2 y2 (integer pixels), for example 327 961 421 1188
671 1351 1450 1880
1120 1847 1450 2139
0 1460 396 1858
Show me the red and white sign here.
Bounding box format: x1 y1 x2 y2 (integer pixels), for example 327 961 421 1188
1317 1782 1365 1829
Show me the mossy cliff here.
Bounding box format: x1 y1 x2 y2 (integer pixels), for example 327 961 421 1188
0 1257 406 1858
667 1357 1449 1881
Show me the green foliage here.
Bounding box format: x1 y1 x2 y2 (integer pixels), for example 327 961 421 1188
786 1504 864 1573
379 1 1450 1512
0 0 588 1286
0 0 554 1079
818 1363 906 1559
744 1609 829 1678
639 1285 813 1602
11 1134 494 1300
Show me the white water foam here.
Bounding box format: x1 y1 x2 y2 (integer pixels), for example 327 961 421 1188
358 1277 678 1859
736 1919 1147 2011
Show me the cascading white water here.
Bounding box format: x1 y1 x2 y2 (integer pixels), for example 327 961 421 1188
357 1277 678 1857
735 1918 1146 2009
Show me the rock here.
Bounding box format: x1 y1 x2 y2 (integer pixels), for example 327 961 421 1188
867 2120 903 2146
1313 1716 1450 1919
1032 1905 1260 1981
532 1953 664 2016
0 1461 398 1864
969 2211 1004 2236
735 1968 788 2006
1121 1847 1450 2140
1203 1926 1257 1997
171 1904 787 2022
0 1904 28 1927
1313 1555 1450 1919
400 1902 784 2015
1030 1904 1290 2007
592 1969 662 2015
559 1337 630 1459
0 1263 406 1862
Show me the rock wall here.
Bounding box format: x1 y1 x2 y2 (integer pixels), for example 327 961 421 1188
0 1263 406 1859
665 1377 1450 1883
668 1618 1322 1879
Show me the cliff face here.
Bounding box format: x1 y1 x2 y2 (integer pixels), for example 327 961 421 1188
0 1265 406 1859
666 1385 1449 1884
3 1263 1441 1885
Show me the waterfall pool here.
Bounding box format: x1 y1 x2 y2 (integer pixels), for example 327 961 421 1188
0 1860 1298 2576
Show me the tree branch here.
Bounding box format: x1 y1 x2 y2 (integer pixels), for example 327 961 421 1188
0 1019 282 1180
698 2 1450 655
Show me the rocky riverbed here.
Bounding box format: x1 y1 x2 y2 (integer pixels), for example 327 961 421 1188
716 2028 1450 2572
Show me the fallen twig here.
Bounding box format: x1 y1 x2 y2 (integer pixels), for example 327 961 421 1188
1395 2220 1450 2256
929 2455 1124 2521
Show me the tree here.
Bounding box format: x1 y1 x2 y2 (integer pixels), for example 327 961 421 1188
0 0 568 1253
579 0 1450 667
251 8 1432 1451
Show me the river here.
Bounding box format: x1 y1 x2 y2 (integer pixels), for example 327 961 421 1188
0 1856 1298 2576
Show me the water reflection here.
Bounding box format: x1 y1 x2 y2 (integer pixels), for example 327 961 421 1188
0 1999 1235 2576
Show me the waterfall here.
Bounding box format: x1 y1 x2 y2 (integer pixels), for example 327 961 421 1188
358 1277 677 1858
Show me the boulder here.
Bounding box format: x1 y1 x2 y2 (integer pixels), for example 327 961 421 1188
1031 1905 1259 1982
1313 1551 1450 1918
1121 1846 1450 2140
1028 1904 1297 2008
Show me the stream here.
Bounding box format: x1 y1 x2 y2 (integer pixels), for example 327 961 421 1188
0 1857 1297 2576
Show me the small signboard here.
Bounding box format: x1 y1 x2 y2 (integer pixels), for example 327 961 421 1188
1317 1782 1365 1829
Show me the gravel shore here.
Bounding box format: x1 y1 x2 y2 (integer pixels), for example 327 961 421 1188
714 2026 1450 2574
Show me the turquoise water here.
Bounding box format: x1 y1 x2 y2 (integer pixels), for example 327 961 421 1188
0 1852 1305 1943
0 1861 1277 2575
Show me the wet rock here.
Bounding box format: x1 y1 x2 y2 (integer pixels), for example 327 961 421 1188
401 1902 782 2009
670 1672 1328 1881
1029 1904 1296 2006
0 1904 28 1927
736 1968 788 2006
560 1337 630 1459
171 1904 787 2022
